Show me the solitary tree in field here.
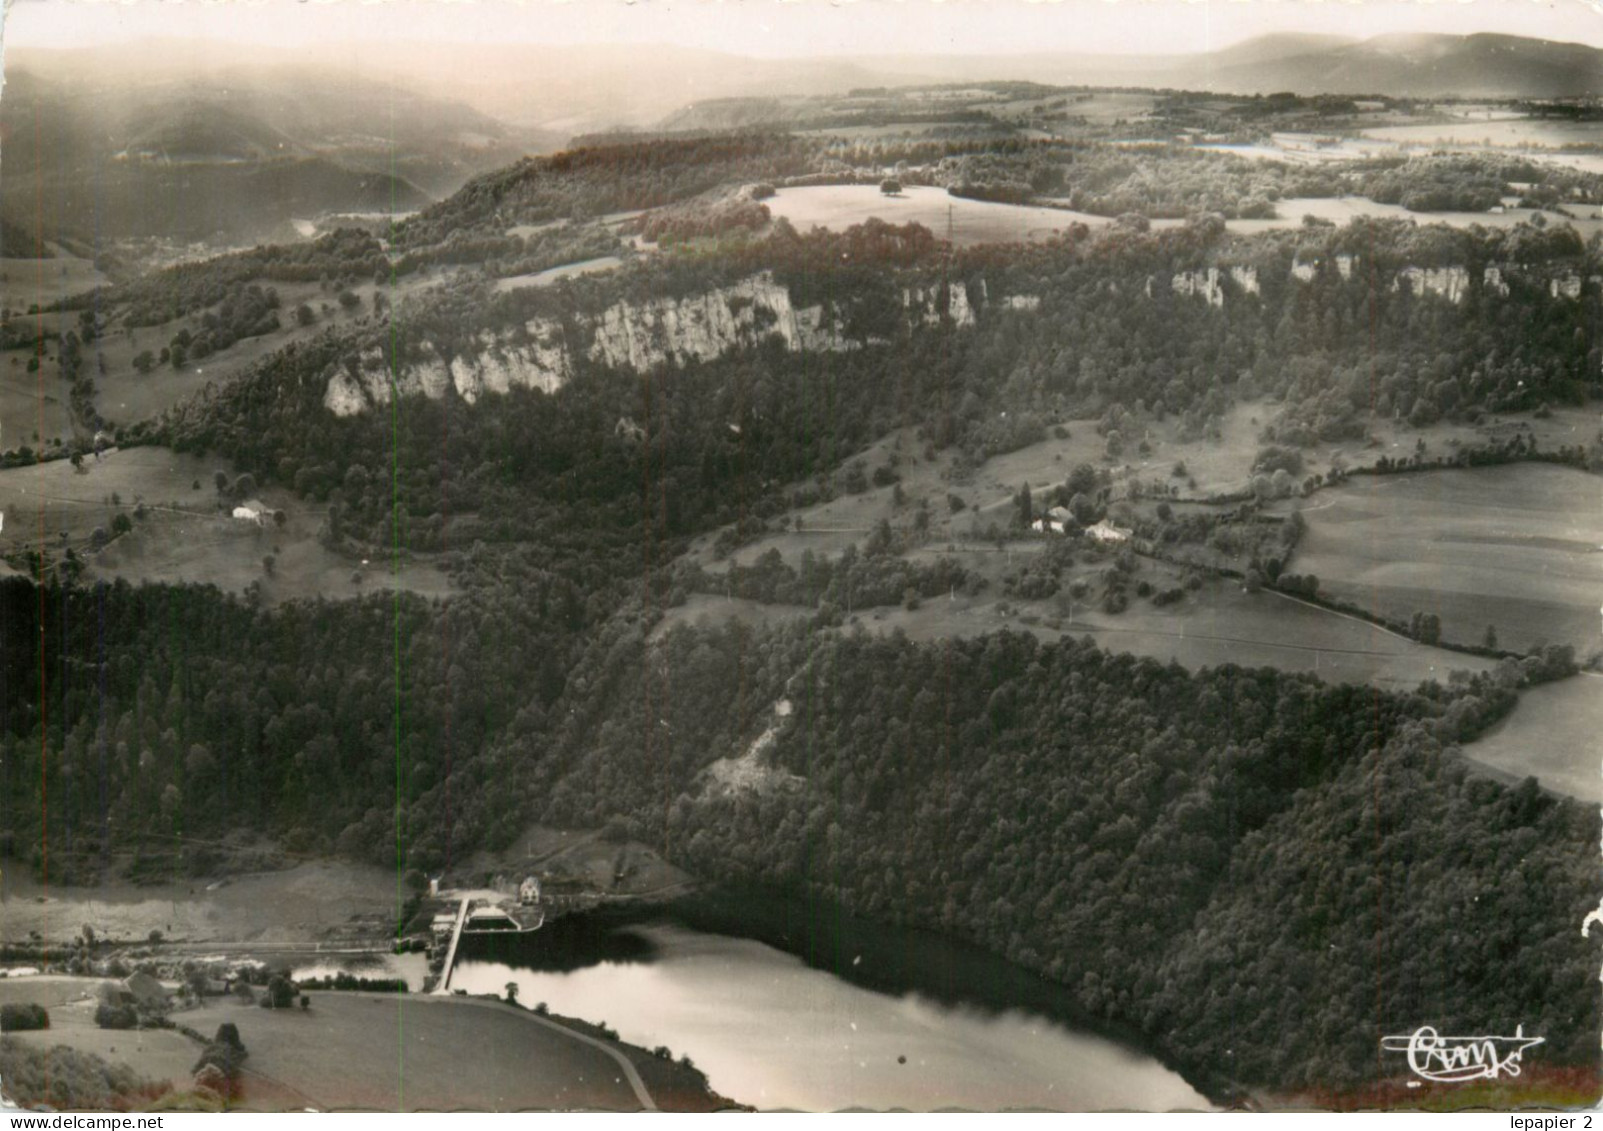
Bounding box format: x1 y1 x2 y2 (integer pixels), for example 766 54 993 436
880 178 902 196
505 982 519 1005
1484 624 1499 650
264 974 295 1009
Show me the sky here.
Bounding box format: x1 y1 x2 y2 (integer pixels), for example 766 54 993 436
5 0 1603 57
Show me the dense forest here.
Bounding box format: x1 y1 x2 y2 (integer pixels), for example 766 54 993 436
1 571 1594 1094
528 622 1600 1095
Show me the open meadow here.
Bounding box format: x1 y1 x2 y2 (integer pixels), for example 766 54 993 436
89 279 403 426
0 979 667 1111
1291 463 1603 654
0 858 403 947
764 185 1099 246
1225 196 1603 236
1362 118 1603 150
1463 673 1603 805
180 994 647 1111
1 979 201 1093
0 253 108 311
659 575 1486 690
0 445 454 604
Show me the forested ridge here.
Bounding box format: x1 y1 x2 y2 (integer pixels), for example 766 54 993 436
1 572 1595 1095
148 213 1603 557
529 621 1601 1096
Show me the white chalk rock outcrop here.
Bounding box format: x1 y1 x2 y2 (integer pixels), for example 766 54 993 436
1171 268 1224 307
1395 265 1469 303
325 273 992 417
1551 273 1583 300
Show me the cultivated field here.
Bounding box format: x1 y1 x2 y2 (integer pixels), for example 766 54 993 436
1291 464 1603 654
180 994 647 1111
764 185 1097 246
1462 673 1603 805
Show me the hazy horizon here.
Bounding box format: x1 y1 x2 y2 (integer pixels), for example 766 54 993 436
8 0 1603 59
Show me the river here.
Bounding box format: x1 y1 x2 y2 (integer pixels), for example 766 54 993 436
447 897 1210 1112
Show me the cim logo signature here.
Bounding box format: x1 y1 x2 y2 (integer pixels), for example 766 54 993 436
1381 1025 1544 1083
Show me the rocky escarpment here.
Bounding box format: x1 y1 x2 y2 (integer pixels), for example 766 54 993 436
321 257 1599 416
323 273 979 416
1154 257 1596 307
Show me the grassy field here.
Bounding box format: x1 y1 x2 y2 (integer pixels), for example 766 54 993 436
180 994 647 1111
0 253 108 310
658 578 1486 690
0 445 454 605
764 185 1097 247
2 980 200 1093
492 256 625 293
90 279 399 426
671 406 1585 689
703 402 1603 576
1023 92 1157 124
0 366 76 453
0 270 453 440
1362 118 1603 149
0 982 670 1111
1224 196 1603 236
1292 464 1603 654
1462 673 1603 804
0 857 405 947
689 405 1274 572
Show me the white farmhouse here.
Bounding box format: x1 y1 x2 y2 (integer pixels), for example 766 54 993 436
1085 520 1132 544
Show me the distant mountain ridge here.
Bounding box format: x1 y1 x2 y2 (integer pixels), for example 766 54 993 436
1197 32 1603 97
852 31 1603 98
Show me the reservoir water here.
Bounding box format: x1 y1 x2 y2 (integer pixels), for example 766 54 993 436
449 899 1209 1112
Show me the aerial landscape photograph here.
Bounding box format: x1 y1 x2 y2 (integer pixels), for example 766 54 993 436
0 0 1602 1114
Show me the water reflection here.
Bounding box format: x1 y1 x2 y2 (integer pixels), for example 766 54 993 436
452 921 1209 1112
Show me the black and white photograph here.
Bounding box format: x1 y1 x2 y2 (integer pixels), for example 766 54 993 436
0 0 1600 1114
